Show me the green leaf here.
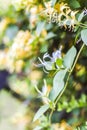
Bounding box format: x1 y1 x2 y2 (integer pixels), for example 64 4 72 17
78 12 84 22
63 46 77 69
48 70 56 77
56 58 63 67
81 29 87 45
45 61 53 70
49 69 67 101
33 105 49 122
68 0 80 9
36 22 45 36
51 0 57 7
45 32 56 40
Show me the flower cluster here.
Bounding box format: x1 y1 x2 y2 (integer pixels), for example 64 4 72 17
0 30 41 73
0 49 25 73
37 47 63 73
9 30 34 60
44 2 78 30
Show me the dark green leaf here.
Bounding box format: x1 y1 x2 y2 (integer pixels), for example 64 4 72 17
68 0 80 9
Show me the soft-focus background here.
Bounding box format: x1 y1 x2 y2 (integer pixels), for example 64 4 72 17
0 0 87 130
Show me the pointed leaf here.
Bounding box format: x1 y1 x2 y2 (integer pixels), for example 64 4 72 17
51 0 57 7
49 69 67 101
45 32 56 40
81 29 87 45
63 46 77 69
56 58 63 67
78 12 84 22
33 104 49 122
68 0 80 9
36 22 45 36
45 61 53 70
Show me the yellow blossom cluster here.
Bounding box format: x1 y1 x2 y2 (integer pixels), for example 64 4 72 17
0 30 40 73
0 50 25 73
9 30 34 60
45 2 78 29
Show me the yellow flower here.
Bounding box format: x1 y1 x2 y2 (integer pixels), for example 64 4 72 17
70 11 78 28
54 2 69 13
70 11 78 19
44 1 54 15
9 30 33 60
15 60 25 73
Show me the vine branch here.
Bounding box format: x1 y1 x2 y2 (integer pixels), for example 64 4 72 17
49 43 85 123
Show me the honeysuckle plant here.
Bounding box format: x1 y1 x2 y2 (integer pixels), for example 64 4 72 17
0 0 87 129
33 1 87 130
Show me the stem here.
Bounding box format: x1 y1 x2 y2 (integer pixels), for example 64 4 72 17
79 22 87 27
49 109 54 123
71 44 85 72
49 43 85 122
55 43 84 104
78 24 87 28
77 22 87 28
